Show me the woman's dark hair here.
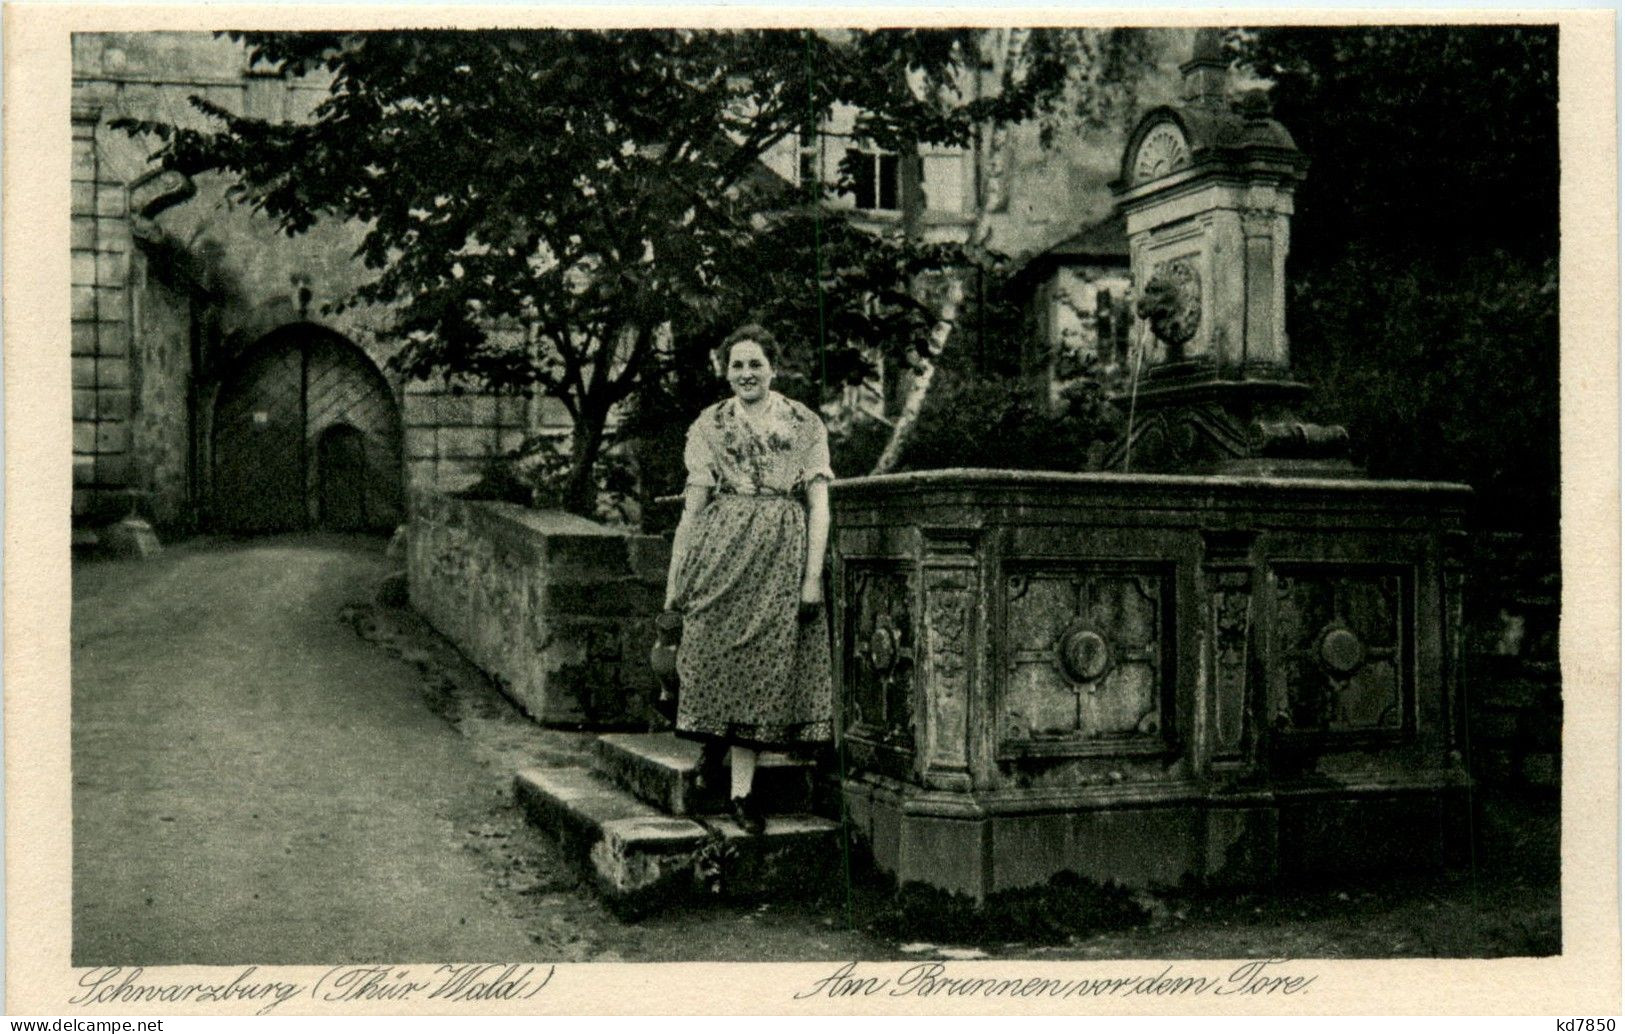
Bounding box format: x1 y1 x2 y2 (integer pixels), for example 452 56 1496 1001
716 324 782 369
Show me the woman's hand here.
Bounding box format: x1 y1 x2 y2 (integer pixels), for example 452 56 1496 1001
797 578 822 624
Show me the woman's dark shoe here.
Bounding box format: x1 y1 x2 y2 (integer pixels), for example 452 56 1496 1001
728 794 766 835
695 741 727 792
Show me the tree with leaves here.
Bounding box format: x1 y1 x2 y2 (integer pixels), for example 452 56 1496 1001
1230 26 1558 530
119 29 1157 512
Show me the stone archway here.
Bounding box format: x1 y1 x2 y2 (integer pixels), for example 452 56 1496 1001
210 324 402 533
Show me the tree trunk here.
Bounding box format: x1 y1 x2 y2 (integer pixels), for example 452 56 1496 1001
562 408 607 518
868 29 1027 476
869 279 964 474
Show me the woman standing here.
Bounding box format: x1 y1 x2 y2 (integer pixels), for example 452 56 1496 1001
663 325 834 834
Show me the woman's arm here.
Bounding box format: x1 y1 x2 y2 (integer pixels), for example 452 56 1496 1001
801 479 830 604
664 484 712 611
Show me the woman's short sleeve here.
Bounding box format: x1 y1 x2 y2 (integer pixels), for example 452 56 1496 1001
801 416 835 487
683 418 716 488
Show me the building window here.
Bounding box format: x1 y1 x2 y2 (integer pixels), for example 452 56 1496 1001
845 148 900 211
798 123 820 192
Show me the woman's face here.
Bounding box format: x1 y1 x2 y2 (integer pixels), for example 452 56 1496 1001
726 340 773 403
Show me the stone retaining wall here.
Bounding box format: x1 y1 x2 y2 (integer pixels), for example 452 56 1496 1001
407 490 668 727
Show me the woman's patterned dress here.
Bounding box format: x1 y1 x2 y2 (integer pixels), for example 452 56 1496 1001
670 391 834 749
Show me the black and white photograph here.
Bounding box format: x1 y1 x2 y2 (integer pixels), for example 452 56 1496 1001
4 7 1617 1018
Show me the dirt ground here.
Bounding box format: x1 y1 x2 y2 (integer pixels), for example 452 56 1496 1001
72 533 1560 966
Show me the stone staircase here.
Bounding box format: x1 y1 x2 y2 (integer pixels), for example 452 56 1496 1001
514 732 843 917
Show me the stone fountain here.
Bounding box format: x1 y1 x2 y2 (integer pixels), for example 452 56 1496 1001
829 33 1471 897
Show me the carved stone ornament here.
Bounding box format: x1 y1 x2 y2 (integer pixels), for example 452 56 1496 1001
1317 625 1366 678
1059 625 1113 684
868 624 899 674
1135 259 1202 348
1133 122 1191 184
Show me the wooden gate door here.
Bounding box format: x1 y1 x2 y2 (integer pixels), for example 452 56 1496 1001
317 424 368 530
211 341 307 533
211 326 402 534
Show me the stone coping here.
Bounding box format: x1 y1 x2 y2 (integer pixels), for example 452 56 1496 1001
412 490 627 537
831 467 1473 499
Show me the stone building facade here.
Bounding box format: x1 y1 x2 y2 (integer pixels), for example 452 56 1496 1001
72 32 554 537
71 30 1186 538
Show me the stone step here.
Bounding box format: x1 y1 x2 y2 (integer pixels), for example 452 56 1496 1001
592 731 820 817
515 765 842 918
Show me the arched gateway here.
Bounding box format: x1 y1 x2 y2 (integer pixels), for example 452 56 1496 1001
210 324 403 533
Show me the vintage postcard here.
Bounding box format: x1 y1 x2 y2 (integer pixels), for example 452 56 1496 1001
4 3 1618 1018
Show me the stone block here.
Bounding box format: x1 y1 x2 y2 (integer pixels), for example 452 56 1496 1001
540 579 659 618
628 535 673 585
436 426 491 459
72 138 97 181
592 732 817 817
96 185 127 217
96 320 130 357
703 813 842 900
72 358 97 388
497 396 529 427
96 389 131 422
514 767 708 917
988 806 1201 893
96 359 130 389
1202 805 1278 885
405 459 438 493
99 516 162 559
400 391 436 426
97 249 129 285
73 422 97 454
469 396 498 425
71 218 97 250
95 285 126 319
403 426 436 460
73 455 96 487
95 421 131 453
71 181 95 217
72 250 97 286
409 495 674 729
72 285 97 321
72 322 98 357
95 453 132 486
434 394 476 425
545 534 634 577
95 216 130 251
434 459 481 493
900 814 989 898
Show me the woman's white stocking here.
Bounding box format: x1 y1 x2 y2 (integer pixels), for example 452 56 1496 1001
730 746 757 799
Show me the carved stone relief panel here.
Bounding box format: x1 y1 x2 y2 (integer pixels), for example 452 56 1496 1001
923 566 973 773
844 564 916 752
1133 121 1191 184
1210 568 1252 759
1002 568 1169 754
1273 568 1406 734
